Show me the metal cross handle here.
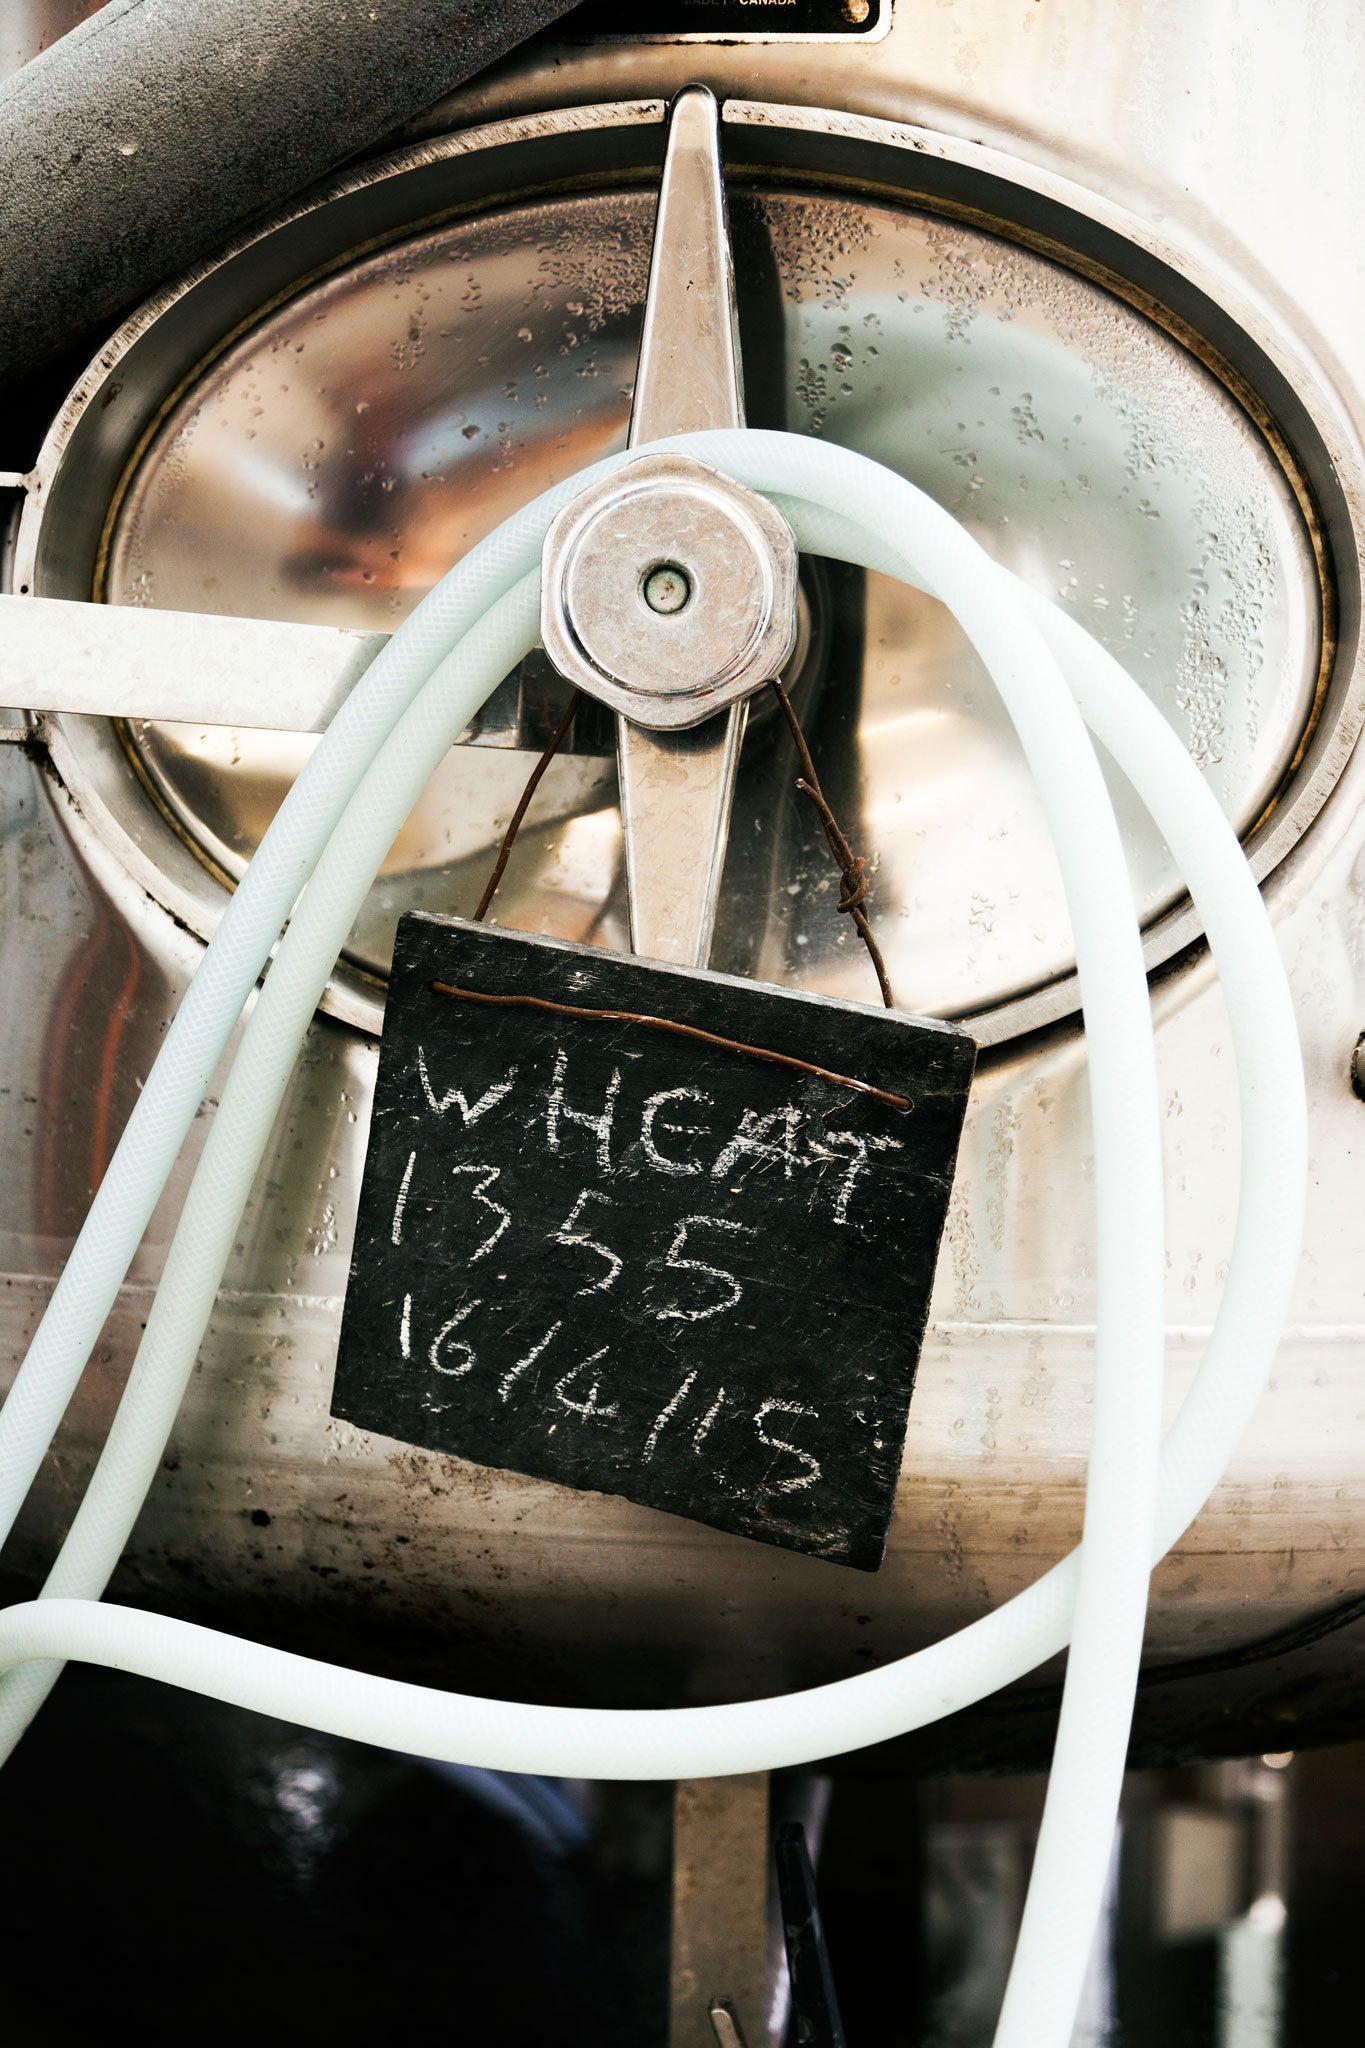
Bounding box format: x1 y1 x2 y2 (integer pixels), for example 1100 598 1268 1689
0 89 791 974
541 86 797 969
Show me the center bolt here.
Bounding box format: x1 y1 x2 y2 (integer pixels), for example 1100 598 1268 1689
641 562 692 615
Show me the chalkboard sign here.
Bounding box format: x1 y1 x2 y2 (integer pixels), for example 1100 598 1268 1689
331 913 974 1570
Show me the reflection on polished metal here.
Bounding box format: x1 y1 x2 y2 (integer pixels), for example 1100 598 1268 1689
541 451 797 729
14 100 1341 1034
615 85 752 967
22 115 1335 1033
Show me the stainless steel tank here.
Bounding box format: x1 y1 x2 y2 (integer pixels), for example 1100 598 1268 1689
3 0 1364 1766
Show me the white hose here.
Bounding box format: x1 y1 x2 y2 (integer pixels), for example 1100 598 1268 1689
759 468 1305 1540
758 477 1306 2043
0 430 1162 1759
0 451 632 1553
0 431 1305 2048
0 574 546 1742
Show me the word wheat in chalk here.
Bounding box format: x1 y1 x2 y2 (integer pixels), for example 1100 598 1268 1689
331 913 975 1569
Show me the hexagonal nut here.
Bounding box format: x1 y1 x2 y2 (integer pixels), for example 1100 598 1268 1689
540 451 799 731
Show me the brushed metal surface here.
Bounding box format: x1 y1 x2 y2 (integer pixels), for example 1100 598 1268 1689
671 1774 770 2048
630 87 744 448
615 84 753 970
3 4 1365 1759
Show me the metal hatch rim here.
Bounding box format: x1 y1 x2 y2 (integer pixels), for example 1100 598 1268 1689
11 93 1362 1049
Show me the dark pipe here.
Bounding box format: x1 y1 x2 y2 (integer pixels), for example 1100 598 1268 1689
0 0 576 388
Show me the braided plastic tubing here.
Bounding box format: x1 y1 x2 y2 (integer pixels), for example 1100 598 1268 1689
0 432 1305 2048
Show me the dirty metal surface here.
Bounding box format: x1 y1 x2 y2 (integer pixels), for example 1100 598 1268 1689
671 1774 771 2048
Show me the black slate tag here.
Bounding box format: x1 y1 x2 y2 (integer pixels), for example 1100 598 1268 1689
330 913 974 1570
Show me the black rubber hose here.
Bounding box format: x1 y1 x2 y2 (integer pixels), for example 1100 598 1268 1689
0 0 577 389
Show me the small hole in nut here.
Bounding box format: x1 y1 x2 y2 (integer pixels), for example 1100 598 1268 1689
640 562 691 616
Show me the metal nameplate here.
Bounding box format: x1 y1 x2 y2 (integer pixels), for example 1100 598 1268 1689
565 0 890 44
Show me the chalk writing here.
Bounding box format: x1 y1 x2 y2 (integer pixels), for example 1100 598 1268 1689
754 1398 822 1493
430 1299 481 1378
655 1213 755 1323
500 1319 561 1403
813 1131 905 1227
693 1388 726 1451
554 1349 617 1420
546 1045 620 1172
712 1103 807 1183
391 1148 417 1247
640 1085 711 1177
644 1370 698 1464
450 1162 511 1263
552 1187 622 1295
417 1046 517 1124
332 913 975 1569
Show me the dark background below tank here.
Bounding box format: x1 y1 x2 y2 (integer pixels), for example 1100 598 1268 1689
1 1666 1359 2046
